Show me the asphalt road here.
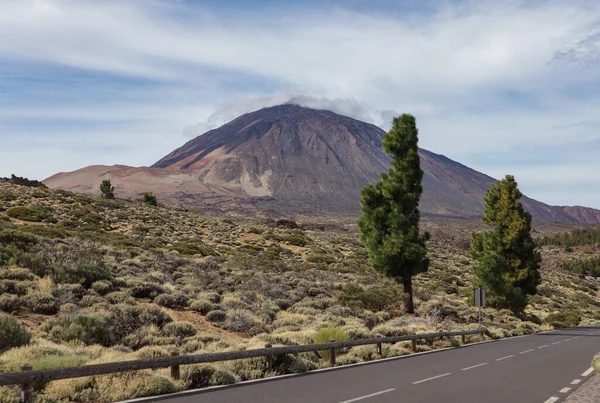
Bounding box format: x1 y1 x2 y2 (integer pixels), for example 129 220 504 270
149 326 600 403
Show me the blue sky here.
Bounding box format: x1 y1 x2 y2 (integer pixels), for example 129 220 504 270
1 0 599 208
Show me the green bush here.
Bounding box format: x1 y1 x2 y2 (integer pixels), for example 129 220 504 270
155 293 189 308
313 326 349 361
206 310 227 322
6 206 53 222
0 294 21 313
593 353 600 373
127 281 166 299
339 284 403 311
91 280 113 295
26 293 59 315
163 321 197 338
0 229 38 251
60 314 113 346
142 193 158 206
181 365 235 389
0 315 31 352
545 310 582 328
190 300 215 315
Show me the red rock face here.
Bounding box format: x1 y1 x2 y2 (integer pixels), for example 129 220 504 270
44 104 600 223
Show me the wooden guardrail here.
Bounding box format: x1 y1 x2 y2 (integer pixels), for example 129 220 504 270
0 328 487 402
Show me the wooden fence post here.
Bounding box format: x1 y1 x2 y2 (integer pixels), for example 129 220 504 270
329 339 336 367
411 339 417 353
20 363 32 403
169 352 180 380
461 334 466 345
376 342 382 358
265 343 273 370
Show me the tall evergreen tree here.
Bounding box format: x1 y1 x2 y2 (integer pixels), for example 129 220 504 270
358 114 429 314
471 175 541 313
99 179 115 199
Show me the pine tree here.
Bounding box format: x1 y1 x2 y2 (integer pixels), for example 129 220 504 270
99 179 115 199
358 114 429 314
143 193 158 206
471 175 541 313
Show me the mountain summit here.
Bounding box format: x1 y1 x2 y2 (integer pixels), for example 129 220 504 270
45 104 600 223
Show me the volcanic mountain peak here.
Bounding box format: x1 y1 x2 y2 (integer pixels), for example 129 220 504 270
44 104 600 224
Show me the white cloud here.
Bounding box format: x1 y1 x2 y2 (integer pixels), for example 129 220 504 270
1 0 600 207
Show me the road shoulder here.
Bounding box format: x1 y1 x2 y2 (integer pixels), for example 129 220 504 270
564 374 600 402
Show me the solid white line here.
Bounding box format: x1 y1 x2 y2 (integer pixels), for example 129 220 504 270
543 397 559 403
495 355 514 361
582 367 594 377
462 362 488 371
338 389 396 403
520 349 534 354
571 379 581 385
538 345 549 349
412 373 452 385
552 342 561 345
559 387 571 393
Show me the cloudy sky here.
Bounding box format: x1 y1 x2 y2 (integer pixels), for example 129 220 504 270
1 0 599 207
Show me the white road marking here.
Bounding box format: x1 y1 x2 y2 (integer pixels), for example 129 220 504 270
543 397 559 403
461 362 488 371
573 337 579 339
520 349 534 354
559 387 571 393
563 339 571 342
412 373 452 385
338 389 396 403
538 345 549 349
552 342 561 345
582 367 594 377
571 379 581 385
495 355 514 361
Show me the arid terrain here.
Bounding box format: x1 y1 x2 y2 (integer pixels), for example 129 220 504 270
1 179 600 402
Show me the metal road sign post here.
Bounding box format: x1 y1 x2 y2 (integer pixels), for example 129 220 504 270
474 288 486 328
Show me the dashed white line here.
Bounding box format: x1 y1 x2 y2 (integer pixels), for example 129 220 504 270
495 355 514 361
560 387 571 393
538 345 549 349
412 373 452 385
563 339 571 342
582 367 594 377
552 342 561 345
520 349 534 354
571 379 581 385
338 388 396 403
543 397 559 403
462 363 488 371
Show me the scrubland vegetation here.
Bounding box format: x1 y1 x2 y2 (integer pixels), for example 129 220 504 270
0 180 599 402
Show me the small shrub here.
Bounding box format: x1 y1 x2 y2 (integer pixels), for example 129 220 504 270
190 300 215 315
155 293 189 309
0 294 21 313
224 310 256 332
60 314 113 346
6 206 53 222
545 310 582 328
142 193 158 206
91 280 113 295
593 353 600 374
313 326 349 361
26 293 59 315
0 315 31 351
163 321 197 338
206 310 227 322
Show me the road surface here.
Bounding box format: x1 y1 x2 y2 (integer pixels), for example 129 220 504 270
148 326 600 403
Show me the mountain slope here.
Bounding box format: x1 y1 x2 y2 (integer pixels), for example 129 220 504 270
44 104 600 223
